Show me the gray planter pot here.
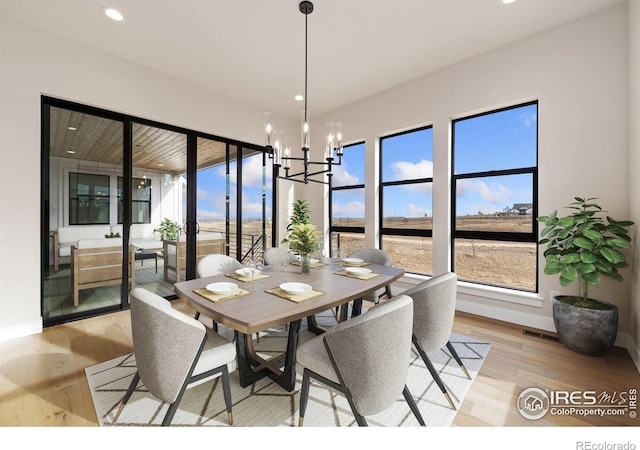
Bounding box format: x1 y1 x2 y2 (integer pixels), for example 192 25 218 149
552 296 618 356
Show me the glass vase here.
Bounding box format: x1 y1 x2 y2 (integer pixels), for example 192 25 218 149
300 253 310 274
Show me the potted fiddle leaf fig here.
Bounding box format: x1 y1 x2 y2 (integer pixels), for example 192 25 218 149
537 197 634 356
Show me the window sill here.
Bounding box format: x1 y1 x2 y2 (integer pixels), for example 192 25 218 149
400 273 543 308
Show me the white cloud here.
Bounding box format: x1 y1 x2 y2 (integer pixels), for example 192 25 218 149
333 200 365 218
406 204 431 218
457 179 511 204
332 164 359 187
390 159 433 181
520 110 538 127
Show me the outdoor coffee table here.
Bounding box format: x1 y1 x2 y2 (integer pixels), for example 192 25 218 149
134 248 158 273
174 262 404 391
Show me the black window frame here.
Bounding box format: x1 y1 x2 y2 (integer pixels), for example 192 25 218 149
451 100 539 292
329 141 365 256
378 126 434 275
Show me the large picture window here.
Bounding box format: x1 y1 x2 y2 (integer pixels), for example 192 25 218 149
330 142 365 257
451 101 538 291
379 126 433 275
69 172 110 225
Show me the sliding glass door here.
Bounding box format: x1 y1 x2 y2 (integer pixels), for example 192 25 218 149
44 103 127 323
42 98 272 326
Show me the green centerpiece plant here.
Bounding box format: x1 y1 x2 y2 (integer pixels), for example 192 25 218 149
537 197 634 355
287 223 320 274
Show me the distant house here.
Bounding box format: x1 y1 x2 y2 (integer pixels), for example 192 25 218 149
511 203 533 215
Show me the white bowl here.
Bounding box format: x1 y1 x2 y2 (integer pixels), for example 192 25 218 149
343 257 364 265
280 282 312 295
236 268 261 277
345 267 371 275
206 282 238 295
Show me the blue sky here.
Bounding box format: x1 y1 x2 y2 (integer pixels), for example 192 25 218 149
332 103 537 219
192 102 537 222
195 153 272 222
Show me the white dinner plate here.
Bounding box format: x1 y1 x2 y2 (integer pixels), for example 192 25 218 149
236 268 261 277
345 267 372 275
206 282 238 295
280 282 312 295
343 257 364 265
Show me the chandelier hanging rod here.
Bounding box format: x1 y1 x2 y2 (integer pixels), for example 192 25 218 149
263 0 344 185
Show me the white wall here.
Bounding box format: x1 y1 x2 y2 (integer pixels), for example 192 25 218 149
628 0 640 367
0 15 295 339
304 4 635 348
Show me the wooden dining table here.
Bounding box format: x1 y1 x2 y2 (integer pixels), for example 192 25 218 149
173 259 404 391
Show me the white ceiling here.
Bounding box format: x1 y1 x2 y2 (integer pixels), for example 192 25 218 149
0 0 626 119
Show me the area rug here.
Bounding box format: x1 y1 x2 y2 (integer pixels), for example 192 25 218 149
85 314 491 427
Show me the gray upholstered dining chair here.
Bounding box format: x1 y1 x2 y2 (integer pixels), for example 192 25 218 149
193 254 244 330
348 248 393 303
343 248 393 318
263 247 296 265
114 287 236 426
197 253 243 278
296 294 425 427
401 272 471 410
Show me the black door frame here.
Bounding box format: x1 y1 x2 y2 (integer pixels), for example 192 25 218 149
41 96 272 326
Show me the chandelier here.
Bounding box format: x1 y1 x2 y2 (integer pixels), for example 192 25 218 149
264 1 344 185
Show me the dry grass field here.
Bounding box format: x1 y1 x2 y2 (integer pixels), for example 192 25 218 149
199 215 537 291
335 215 536 291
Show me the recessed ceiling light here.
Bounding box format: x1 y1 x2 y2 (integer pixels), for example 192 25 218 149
295 95 304 102
158 163 164 167
103 7 124 21
502 0 516 4
67 150 76 154
67 126 77 131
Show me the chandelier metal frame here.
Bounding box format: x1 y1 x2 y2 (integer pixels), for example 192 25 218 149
264 1 344 185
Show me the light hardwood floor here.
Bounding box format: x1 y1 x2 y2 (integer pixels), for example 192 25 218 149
0 301 638 427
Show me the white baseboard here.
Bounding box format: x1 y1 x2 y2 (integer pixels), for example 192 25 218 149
0 319 42 342
455 296 556 332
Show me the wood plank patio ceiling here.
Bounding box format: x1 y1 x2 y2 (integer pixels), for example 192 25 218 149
49 107 232 174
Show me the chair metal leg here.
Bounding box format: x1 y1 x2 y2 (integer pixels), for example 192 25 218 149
113 371 140 422
402 385 426 426
221 365 233 425
298 369 311 426
446 341 472 379
413 337 457 410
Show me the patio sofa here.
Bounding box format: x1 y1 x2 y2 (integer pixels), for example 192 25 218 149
70 241 136 307
53 224 163 271
163 233 226 283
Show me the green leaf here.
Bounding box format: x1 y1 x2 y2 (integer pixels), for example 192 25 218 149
581 272 601 285
560 265 578 282
594 259 613 273
558 217 575 227
576 263 596 274
579 251 598 264
559 275 573 287
600 247 626 264
573 237 595 250
582 229 603 242
602 270 623 282
560 253 581 264
606 237 632 248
